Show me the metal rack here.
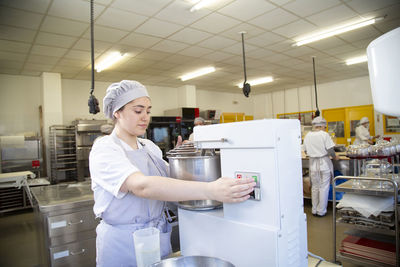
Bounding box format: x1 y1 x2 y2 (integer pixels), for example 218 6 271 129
333 176 399 267
49 126 77 184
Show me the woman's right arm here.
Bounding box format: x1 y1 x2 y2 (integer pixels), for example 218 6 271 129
120 172 256 204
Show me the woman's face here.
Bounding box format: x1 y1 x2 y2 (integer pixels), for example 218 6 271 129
114 96 151 137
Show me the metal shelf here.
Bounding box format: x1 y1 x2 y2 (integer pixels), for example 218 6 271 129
0 187 31 213
337 219 396 236
56 167 77 172
335 179 398 197
49 125 77 184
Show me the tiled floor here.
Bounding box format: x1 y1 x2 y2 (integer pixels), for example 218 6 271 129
0 200 363 267
0 209 41 267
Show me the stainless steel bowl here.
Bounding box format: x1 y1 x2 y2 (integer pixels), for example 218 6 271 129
167 149 222 210
178 199 222 211
151 256 235 267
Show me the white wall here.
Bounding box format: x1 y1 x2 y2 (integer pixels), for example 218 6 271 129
251 76 397 137
0 73 392 138
146 85 179 116
61 79 180 124
196 89 254 115
253 76 373 119
61 79 108 123
0 74 41 135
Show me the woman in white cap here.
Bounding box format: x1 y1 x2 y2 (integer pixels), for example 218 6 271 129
188 116 205 142
303 116 339 217
354 117 380 145
89 80 255 267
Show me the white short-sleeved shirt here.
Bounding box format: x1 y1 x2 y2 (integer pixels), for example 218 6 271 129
303 130 335 170
89 133 167 217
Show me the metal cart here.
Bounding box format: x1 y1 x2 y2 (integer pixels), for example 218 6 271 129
332 176 399 267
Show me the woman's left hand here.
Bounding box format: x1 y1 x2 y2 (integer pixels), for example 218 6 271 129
175 135 183 147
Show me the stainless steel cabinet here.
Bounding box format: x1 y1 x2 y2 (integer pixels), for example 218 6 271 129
1 136 43 177
31 182 98 267
73 120 106 180
49 238 96 267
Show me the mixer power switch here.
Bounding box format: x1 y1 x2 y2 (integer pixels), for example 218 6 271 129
235 171 261 201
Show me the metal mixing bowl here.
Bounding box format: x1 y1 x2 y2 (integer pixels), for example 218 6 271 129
151 256 235 267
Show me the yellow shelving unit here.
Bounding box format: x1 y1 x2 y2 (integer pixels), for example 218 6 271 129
220 113 253 123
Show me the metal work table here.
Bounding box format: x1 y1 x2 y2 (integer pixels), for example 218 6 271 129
31 181 97 267
32 181 94 212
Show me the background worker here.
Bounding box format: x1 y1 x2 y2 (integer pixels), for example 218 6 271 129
303 116 339 217
89 80 255 266
188 117 205 142
354 117 380 145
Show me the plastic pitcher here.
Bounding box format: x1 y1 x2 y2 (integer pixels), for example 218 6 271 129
133 227 161 267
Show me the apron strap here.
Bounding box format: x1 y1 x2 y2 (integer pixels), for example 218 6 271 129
110 131 169 228
310 155 334 180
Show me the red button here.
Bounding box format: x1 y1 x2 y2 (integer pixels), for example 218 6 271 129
237 174 242 179
32 160 40 168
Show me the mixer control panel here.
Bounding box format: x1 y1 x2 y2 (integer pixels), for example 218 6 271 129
235 171 260 201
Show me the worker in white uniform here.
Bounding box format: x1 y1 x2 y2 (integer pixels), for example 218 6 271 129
354 117 380 145
89 80 256 267
303 116 339 217
188 117 205 142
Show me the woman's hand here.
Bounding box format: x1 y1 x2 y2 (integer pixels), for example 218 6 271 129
175 135 183 148
207 177 256 203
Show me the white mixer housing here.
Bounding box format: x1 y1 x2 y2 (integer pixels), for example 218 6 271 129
179 119 308 267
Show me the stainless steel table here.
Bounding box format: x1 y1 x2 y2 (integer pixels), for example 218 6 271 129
31 181 98 267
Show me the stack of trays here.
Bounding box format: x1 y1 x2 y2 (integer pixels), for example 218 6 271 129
340 235 396 266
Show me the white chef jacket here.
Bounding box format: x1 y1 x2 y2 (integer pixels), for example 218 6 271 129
89 133 167 217
303 130 335 171
354 125 371 145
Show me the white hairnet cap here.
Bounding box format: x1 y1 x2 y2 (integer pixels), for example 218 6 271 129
312 116 327 126
194 117 205 125
103 80 149 119
360 117 369 124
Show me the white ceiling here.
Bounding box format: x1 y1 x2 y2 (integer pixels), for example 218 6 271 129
0 0 399 94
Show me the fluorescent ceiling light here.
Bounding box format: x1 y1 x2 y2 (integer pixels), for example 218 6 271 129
96 52 126 72
346 55 368 65
190 0 217 12
180 67 216 81
237 76 274 88
295 17 382 46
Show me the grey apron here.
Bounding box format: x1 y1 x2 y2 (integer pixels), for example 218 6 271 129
96 132 172 267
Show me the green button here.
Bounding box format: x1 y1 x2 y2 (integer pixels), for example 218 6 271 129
252 175 257 183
